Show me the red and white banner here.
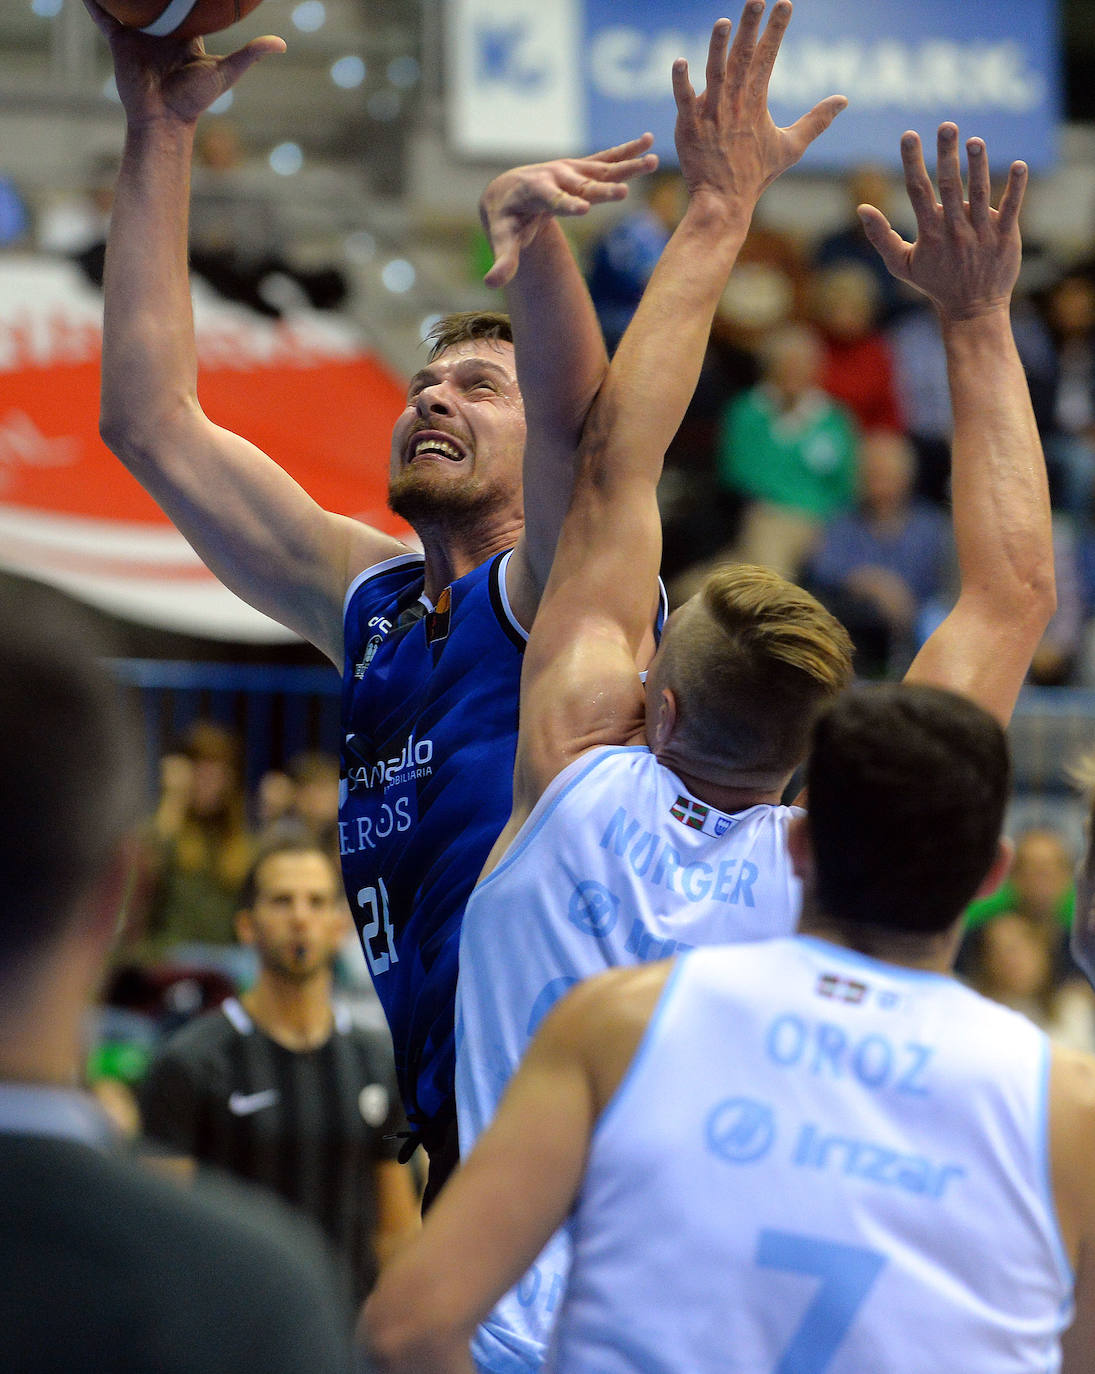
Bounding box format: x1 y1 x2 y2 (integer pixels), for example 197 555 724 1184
0 254 410 640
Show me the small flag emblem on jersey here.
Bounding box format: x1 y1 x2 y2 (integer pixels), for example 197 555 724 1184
425 586 453 646
670 795 736 837
817 973 868 1004
671 795 708 829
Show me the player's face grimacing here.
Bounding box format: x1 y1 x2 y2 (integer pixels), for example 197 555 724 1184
387 339 526 524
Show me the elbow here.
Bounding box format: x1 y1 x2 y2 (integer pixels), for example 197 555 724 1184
1025 555 1057 637
997 534 1056 640
99 394 197 474
361 1284 468 1374
99 398 158 471
98 407 137 464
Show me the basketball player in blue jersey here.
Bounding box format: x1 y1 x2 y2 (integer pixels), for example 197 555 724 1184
85 2 661 1202
443 5 1054 1368
365 682 1095 1374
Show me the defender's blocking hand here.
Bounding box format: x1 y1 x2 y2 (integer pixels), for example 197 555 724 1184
858 124 1027 322
672 2 846 220
480 136 659 289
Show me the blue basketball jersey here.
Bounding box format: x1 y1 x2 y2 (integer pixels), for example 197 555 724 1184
339 549 527 1136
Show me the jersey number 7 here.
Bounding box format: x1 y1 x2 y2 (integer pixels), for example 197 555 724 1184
757 1229 886 1374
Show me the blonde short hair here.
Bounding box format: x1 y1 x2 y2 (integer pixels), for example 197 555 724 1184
666 564 853 780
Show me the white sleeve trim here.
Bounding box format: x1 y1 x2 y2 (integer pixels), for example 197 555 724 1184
343 552 424 618
494 549 529 643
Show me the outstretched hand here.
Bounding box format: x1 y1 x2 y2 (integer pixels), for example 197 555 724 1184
858 124 1027 322
82 0 285 125
479 135 658 288
672 2 846 218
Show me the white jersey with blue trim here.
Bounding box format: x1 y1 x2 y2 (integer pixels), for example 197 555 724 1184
547 938 1073 1374
455 745 802 1372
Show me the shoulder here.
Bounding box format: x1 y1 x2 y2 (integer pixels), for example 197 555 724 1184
149 1165 353 1368
1051 1043 1095 1126
536 962 676 1116
159 1004 238 1060
1049 1044 1095 1252
143 1006 239 1088
540 961 673 1056
0 1140 350 1374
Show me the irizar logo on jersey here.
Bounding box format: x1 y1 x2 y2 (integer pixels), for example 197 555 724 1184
669 794 734 837
346 735 435 792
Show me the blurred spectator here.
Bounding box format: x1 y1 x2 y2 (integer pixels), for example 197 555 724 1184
714 212 810 356
46 127 348 317
1038 273 1095 517
188 117 349 317
964 827 1076 943
139 837 419 1311
255 766 297 834
132 720 256 969
709 322 858 583
803 429 952 677
37 152 118 282
812 163 913 324
889 295 1056 507
0 173 30 247
965 912 1095 1052
1028 515 1085 686
585 169 686 353
809 262 904 434
285 749 342 856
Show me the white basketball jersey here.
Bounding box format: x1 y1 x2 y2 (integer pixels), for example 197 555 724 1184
547 938 1072 1374
455 746 802 1372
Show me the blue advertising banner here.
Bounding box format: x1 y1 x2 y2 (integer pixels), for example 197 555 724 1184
447 0 1061 171
584 0 1060 171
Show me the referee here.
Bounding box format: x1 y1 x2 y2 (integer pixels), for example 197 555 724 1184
139 837 419 1308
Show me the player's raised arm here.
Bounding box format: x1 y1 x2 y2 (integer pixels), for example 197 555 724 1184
477 138 659 627
361 966 658 1373
506 2 846 817
86 1 402 664
862 125 1055 724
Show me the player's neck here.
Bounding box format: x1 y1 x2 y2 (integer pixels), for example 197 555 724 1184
417 521 521 602
797 906 962 974
656 752 786 812
241 972 335 1052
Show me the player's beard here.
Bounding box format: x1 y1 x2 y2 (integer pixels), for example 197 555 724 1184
388 467 511 539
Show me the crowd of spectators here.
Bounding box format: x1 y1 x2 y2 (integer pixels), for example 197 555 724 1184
588 164 1095 687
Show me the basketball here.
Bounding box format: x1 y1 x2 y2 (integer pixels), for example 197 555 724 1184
96 0 266 40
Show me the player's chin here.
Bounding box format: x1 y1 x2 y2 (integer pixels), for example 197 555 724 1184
388 468 479 522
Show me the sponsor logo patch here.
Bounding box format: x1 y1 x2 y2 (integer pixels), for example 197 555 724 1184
669 794 736 838
227 1089 280 1116
425 585 453 645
